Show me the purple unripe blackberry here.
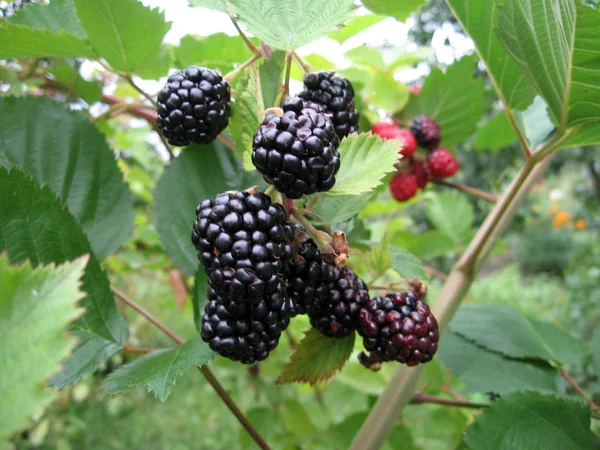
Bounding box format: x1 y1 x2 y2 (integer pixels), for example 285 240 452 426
157 66 231 146
411 115 441 150
299 71 359 140
286 235 334 316
191 191 294 303
201 286 291 363
252 97 341 199
358 291 439 367
307 267 369 338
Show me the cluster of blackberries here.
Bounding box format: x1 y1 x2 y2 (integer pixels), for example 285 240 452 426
372 115 460 202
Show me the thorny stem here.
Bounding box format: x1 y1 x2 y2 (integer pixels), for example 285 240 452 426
410 394 488 409
292 51 315 73
281 50 294 103
560 368 600 411
432 179 497 203
224 53 262 84
111 287 271 450
229 14 261 56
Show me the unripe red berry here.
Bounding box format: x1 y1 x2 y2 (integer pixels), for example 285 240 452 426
390 173 418 202
427 147 460 178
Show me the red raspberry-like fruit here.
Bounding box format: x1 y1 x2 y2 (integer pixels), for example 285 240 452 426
427 147 460 178
411 115 441 149
396 129 417 157
371 121 398 139
411 161 429 189
390 173 418 202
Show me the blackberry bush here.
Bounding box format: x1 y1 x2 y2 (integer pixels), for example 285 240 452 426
157 66 231 146
252 97 340 199
299 71 359 139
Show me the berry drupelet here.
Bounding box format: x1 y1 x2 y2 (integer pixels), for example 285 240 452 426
157 66 231 146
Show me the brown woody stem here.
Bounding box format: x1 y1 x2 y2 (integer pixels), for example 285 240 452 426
560 367 599 411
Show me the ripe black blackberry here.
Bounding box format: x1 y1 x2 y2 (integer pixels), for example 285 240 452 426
299 71 359 139
252 97 340 199
157 66 231 146
411 115 441 150
201 286 291 363
307 267 369 338
286 232 334 316
191 191 294 302
358 291 439 367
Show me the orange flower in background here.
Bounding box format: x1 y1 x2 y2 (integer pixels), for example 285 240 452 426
575 219 587 230
553 211 571 228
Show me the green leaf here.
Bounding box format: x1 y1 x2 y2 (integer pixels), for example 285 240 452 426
259 50 286 108
174 33 254 75
325 134 400 196
403 55 486 146
226 0 357 50
49 64 102 104
464 392 600 450
497 1 600 128
9 0 85 36
290 53 334 81
592 326 600 377
437 332 559 394
559 122 600 148
445 0 536 110
371 68 409 113
361 0 425 21
0 22 95 59
388 47 434 70
450 304 587 365
277 329 355 385
0 167 129 387
424 191 474 246
513 96 556 148
192 269 208 332
280 400 318 438
313 192 374 223
102 336 213 402
329 14 385 43
135 45 173 80
154 143 263 275
368 235 393 281
346 45 385 69
399 230 457 260
188 0 226 10
389 246 425 279
473 111 518 152
230 67 263 168
74 0 171 73
0 255 86 440
0 96 135 260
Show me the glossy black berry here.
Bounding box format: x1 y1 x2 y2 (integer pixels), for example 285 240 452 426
157 66 231 146
411 115 441 150
252 98 341 199
358 291 439 367
299 71 359 140
307 267 369 338
192 191 294 302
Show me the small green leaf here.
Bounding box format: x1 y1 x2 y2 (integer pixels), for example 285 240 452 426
226 0 357 50
277 329 355 385
437 332 559 394
514 96 556 149
361 0 425 22
329 14 385 43
425 191 474 245
102 336 213 402
259 49 286 108
74 0 171 73
0 167 129 387
389 246 425 280
450 304 587 365
326 134 400 196
346 45 385 68
0 22 95 59
192 269 208 332
591 327 600 377
559 122 600 148
473 111 518 152
313 192 374 224
371 68 409 113
368 235 393 281
404 55 486 146
154 143 263 275
0 96 135 260
9 0 85 36
464 392 600 450
0 255 86 440
399 230 456 260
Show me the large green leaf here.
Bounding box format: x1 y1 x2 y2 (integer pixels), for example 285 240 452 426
326 134 400 196
0 96 135 260
464 392 600 450
389 246 425 280
225 0 357 50
277 329 355 385
313 192 374 224
437 332 558 394
424 191 474 246
361 0 425 21
0 167 129 388
154 143 263 275
497 1 600 128
559 122 600 148
0 22 95 59
329 14 385 43
473 111 518 152
0 255 86 440
450 304 587 365
74 0 171 73
9 0 85 36
101 336 213 402
403 55 486 146
445 0 535 110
